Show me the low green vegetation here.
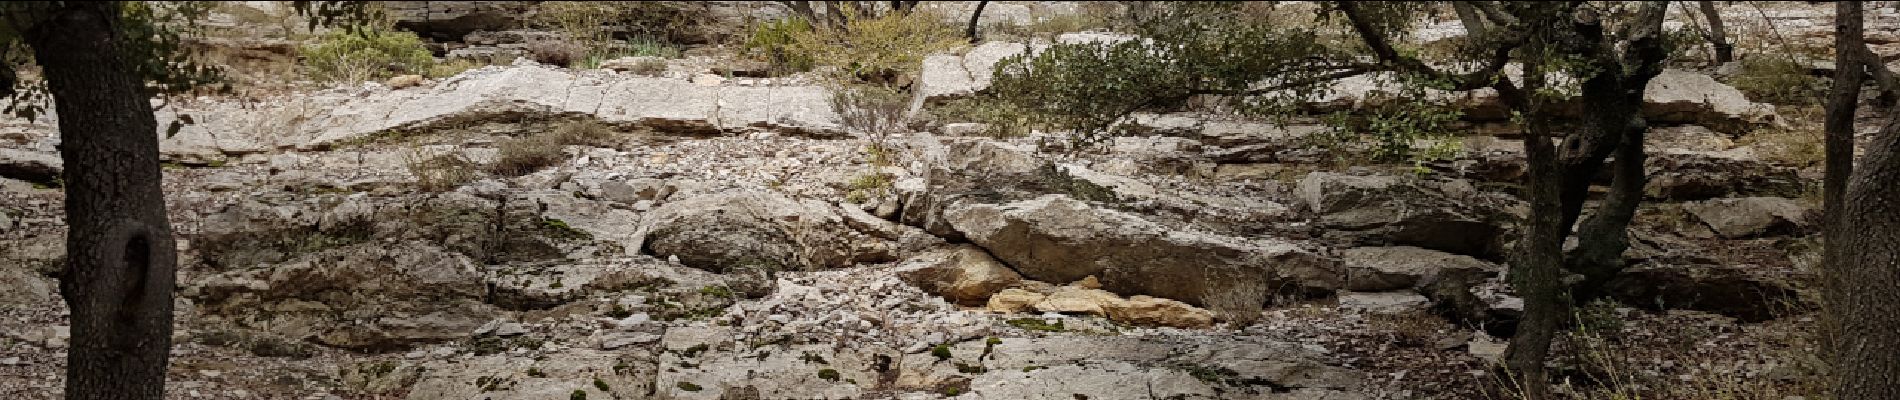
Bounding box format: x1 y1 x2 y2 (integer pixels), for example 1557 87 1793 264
1729 57 1826 106
931 343 953 360
1006 318 1067 332
301 24 434 85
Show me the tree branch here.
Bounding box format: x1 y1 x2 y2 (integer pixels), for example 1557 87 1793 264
1337 1 1525 92
1452 2 1489 39
1186 66 1375 96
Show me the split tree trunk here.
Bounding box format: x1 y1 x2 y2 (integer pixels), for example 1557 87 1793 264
1824 1 1900 398
20 3 179 400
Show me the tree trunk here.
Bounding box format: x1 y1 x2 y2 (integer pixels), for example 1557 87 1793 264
967 1 989 43
1493 44 1563 399
1824 1 1900 398
1452 2 1487 39
1699 0 1733 63
1829 96 1900 400
20 3 179 400
1826 0 1864 235
1508 117 1566 400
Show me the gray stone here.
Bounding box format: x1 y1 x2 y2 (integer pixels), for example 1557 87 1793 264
946 194 1340 318
1338 291 1432 315
0 148 60 186
1683 197 1817 239
1339 246 1501 292
186 242 498 351
635 191 899 272
1299 172 1520 259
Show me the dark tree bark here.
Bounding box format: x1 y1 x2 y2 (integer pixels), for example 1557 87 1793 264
1826 1 1864 234
1339 3 1666 397
1494 53 1564 400
1823 1 1900 398
1699 0 1733 63
1452 1 1487 39
967 1 989 43
1828 89 1900 400
17 2 179 400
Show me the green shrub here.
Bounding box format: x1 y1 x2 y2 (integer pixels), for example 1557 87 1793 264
831 84 910 135
744 17 817 75
302 26 435 84
1730 57 1826 106
784 7 965 83
986 40 1194 145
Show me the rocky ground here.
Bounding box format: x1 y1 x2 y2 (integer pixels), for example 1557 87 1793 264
0 2 1878 400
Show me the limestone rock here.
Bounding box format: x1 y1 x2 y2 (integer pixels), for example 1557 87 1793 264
946 194 1340 318
384 74 425 89
1646 150 1804 201
599 178 676 205
1642 69 1781 132
636 191 899 272
1033 287 1124 316
894 245 1023 306
1340 246 1501 292
0 148 60 186
186 242 498 351
1299 172 1520 258
1338 291 1432 315
1605 264 1808 322
1683 197 1817 239
1105 295 1216 329
986 288 1046 313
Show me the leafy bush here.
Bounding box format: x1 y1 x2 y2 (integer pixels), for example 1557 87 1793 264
1729 57 1825 106
301 26 435 85
984 40 1193 144
744 17 817 75
782 7 966 83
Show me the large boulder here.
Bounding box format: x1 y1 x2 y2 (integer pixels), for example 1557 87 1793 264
894 245 1023 306
945 194 1340 317
0 148 60 186
156 65 845 158
1339 246 1502 292
636 192 899 272
1641 69 1781 132
1683 197 1818 239
1298 172 1520 259
1604 263 1809 322
186 242 499 351
1646 150 1804 201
